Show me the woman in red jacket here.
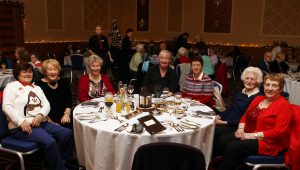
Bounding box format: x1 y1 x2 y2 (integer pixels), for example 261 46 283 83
217 73 292 170
78 54 115 102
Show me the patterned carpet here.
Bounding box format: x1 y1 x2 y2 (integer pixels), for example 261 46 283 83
0 74 241 170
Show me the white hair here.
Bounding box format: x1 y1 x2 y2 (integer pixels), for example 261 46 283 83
241 66 263 85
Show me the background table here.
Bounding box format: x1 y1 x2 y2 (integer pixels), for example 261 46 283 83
284 76 300 105
73 98 215 170
0 70 15 89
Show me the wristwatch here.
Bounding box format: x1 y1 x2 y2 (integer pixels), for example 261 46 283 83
254 133 258 139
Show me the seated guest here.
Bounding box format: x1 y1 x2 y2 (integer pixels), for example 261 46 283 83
217 73 292 170
30 52 42 70
78 55 115 102
129 43 144 76
269 52 289 73
143 50 177 95
213 66 263 156
136 58 154 94
257 51 272 74
2 62 73 170
208 46 219 67
200 48 215 79
35 59 72 129
181 56 214 107
174 47 190 67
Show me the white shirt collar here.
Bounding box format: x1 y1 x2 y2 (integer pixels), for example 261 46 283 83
193 72 204 80
242 87 260 97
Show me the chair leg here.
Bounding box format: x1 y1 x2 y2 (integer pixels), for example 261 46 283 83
15 152 26 170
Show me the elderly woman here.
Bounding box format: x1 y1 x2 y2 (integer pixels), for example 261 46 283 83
78 54 115 102
35 59 72 129
129 43 144 75
217 73 292 170
269 52 289 73
213 66 263 156
2 62 73 170
142 50 177 95
181 56 214 107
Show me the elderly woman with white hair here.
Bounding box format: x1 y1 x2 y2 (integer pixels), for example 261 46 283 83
213 66 263 157
129 43 144 76
78 54 115 102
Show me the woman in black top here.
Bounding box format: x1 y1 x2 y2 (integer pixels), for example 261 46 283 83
36 59 73 129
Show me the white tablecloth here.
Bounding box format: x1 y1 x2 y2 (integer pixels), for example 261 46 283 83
73 98 215 170
284 77 300 105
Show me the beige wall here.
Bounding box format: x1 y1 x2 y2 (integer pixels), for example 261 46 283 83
23 0 300 46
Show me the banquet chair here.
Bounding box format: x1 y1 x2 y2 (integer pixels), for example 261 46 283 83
212 80 223 94
70 54 85 83
131 142 206 170
0 103 40 170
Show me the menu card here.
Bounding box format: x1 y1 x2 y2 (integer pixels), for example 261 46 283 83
138 114 166 135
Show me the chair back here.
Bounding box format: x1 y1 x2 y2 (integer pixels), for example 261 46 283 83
71 54 84 70
131 142 206 170
176 63 191 91
212 80 222 94
0 102 10 139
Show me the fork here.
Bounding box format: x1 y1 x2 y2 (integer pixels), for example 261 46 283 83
111 115 123 123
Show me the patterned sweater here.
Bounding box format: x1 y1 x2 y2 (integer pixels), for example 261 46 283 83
181 73 215 107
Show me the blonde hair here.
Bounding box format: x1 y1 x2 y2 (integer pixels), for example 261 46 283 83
264 73 284 89
178 47 188 56
241 66 263 85
135 43 144 52
42 59 61 74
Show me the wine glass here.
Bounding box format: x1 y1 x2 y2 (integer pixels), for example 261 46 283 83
174 92 182 116
162 87 169 98
166 103 175 130
104 92 114 117
154 84 162 98
128 84 134 99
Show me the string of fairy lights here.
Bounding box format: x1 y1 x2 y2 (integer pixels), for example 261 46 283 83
25 40 274 48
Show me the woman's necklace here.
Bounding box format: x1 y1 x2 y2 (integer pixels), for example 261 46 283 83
89 73 101 83
47 81 58 89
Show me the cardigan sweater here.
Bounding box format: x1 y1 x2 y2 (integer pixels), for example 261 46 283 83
2 81 50 129
78 74 115 102
219 89 261 127
181 73 214 107
35 78 72 124
240 96 292 156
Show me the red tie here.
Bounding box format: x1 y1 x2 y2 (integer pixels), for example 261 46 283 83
98 35 103 50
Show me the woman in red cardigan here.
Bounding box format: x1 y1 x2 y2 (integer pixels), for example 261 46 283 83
78 54 115 102
217 73 293 170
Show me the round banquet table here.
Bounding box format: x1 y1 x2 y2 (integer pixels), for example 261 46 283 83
73 96 215 170
284 74 300 105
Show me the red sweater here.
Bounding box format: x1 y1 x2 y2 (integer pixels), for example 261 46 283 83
240 96 292 156
78 74 115 102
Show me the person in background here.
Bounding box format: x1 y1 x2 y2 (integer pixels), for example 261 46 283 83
181 56 214 107
120 28 135 84
200 48 215 79
217 74 292 170
174 32 189 55
78 55 115 102
213 66 263 156
208 46 219 67
63 44 75 56
15 47 29 64
143 50 177 95
30 53 42 70
226 46 243 66
269 52 289 73
174 47 190 68
35 59 72 129
195 34 206 54
2 62 73 170
109 19 122 80
129 43 144 77
88 25 113 74
257 51 272 74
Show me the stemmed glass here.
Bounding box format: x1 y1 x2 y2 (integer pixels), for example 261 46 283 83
154 84 162 98
174 92 182 116
104 92 114 117
162 87 169 98
128 84 134 99
166 103 175 130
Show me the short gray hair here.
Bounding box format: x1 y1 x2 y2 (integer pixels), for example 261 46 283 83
159 50 172 59
136 43 144 52
88 54 103 67
178 47 188 56
241 66 263 85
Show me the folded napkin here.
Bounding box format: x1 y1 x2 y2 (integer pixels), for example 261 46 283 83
77 114 98 120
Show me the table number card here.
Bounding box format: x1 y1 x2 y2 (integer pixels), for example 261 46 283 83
138 114 166 135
